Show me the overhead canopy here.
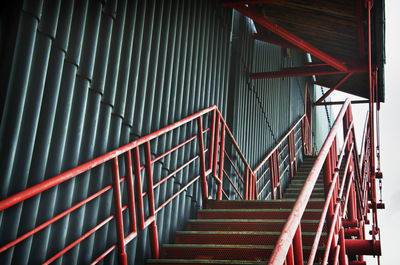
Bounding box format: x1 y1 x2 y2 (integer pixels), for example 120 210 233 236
224 0 385 102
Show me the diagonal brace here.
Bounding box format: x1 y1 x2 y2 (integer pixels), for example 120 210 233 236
314 73 353 105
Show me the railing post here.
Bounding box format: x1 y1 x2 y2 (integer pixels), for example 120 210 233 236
289 131 296 179
197 116 209 205
301 119 305 156
324 149 335 233
208 109 216 171
111 157 128 265
124 151 137 235
144 142 159 259
212 114 220 178
217 124 225 200
348 154 357 221
245 167 249 200
253 172 257 200
293 225 303 264
286 244 295 265
339 227 347 265
133 147 145 230
270 157 275 200
276 150 282 199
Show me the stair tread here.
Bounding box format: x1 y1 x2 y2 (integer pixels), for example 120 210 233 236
187 219 320 223
207 198 325 202
176 231 327 236
147 259 266 264
199 208 322 212
163 243 275 249
163 243 322 250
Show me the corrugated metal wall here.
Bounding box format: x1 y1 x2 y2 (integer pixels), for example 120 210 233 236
0 2 311 265
226 12 307 168
0 1 232 264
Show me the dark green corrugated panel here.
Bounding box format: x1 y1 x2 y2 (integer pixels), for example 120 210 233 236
0 1 310 264
226 11 307 169
0 0 232 264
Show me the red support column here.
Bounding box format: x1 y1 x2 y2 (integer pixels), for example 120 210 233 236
111 157 128 265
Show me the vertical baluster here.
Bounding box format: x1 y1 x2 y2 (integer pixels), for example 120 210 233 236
133 147 145 230
144 142 159 258
339 228 347 265
208 109 216 172
270 157 275 200
293 225 303 264
286 244 295 265
111 157 128 265
245 167 249 200
253 172 257 200
212 114 220 178
217 124 225 200
276 150 282 199
124 151 137 235
324 150 335 233
197 116 208 205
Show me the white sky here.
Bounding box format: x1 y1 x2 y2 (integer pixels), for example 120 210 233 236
329 1 400 263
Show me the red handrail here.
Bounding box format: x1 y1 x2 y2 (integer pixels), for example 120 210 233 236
267 99 380 265
253 114 309 200
0 105 255 265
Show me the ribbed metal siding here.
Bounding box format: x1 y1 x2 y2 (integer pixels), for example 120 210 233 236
226 12 307 168
0 1 232 264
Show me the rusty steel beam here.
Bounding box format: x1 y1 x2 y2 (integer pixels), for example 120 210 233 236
250 65 367 79
234 5 348 71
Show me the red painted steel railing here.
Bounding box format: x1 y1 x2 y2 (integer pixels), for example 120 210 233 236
267 99 380 265
253 114 310 200
0 105 260 265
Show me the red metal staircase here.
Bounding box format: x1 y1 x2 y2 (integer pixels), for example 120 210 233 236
0 100 381 265
147 156 327 264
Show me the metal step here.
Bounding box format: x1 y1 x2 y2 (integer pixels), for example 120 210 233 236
197 208 323 220
160 243 275 260
147 259 266 265
185 219 325 233
160 244 324 261
174 231 328 246
206 199 325 210
285 187 325 193
284 192 325 199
